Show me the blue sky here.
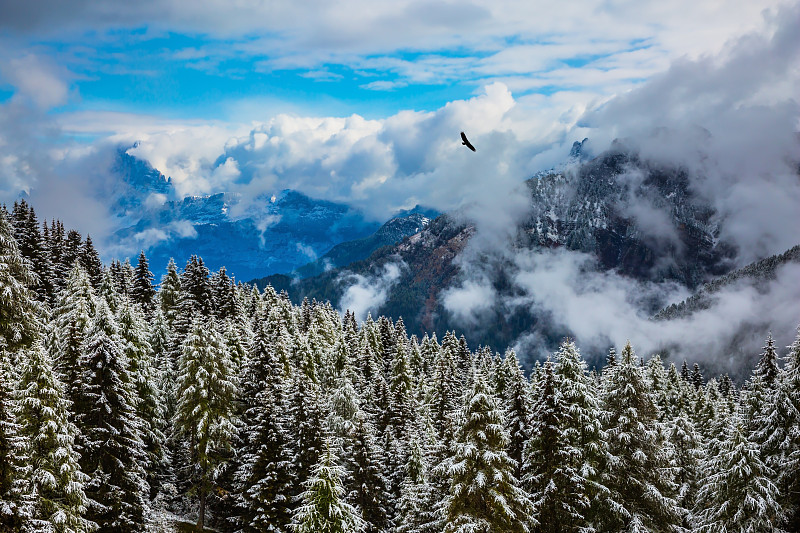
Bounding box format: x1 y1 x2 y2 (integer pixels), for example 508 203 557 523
0 0 797 248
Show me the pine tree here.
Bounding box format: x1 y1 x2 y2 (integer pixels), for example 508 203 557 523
695 415 784 532
175 317 238 529
285 371 326 504
522 361 586 533
131 251 156 315
50 264 96 405
158 258 181 328
598 341 681 532
756 333 781 387
667 399 703 527
79 236 102 290
16 342 93 533
0 209 40 353
781 325 800 530
117 301 166 499
691 363 704 390
346 411 390 533
445 373 533 533
290 442 365 533
552 341 604 500
0 348 25 531
211 267 239 321
100 265 126 314
501 349 532 479
73 300 148 531
396 431 434 533
234 307 293 533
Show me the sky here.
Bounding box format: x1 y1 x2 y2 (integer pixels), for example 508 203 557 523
1 0 796 234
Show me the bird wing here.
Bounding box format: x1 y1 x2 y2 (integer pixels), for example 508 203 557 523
460 131 476 151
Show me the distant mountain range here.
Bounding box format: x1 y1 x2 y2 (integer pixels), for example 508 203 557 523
109 148 437 281
253 144 743 363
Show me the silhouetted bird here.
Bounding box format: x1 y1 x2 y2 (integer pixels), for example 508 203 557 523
460 131 476 152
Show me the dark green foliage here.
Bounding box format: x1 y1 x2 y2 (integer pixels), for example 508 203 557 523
73 301 148 532
445 374 533 533
598 342 681 532
132 250 157 314
0 209 40 353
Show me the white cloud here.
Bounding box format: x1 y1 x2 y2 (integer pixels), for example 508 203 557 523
1 54 72 110
442 279 496 327
338 260 405 322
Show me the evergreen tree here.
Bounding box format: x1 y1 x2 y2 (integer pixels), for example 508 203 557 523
501 349 532 479
522 361 587 533
0 210 40 353
131 251 156 315
691 363 704 390
158 258 181 328
79 236 102 290
234 308 293 533
16 342 93 533
98 267 122 314
445 373 533 533
175 318 238 529
291 443 365 533
50 264 96 404
781 325 800 530
396 431 434 533
285 371 326 503
211 267 239 321
756 333 781 387
598 342 681 532
117 301 166 499
695 416 784 532
346 411 390 533
61 230 83 280
73 301 148 531
0 348 25 531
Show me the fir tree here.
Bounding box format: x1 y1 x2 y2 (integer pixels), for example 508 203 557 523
598 341 681 532
781 325 800 530
211 267 239 321
16 342 93 533
695 416 784 532
158 259 181 328
501 349 532 480
285 371 326 503
73 301 148 531
131 251 156 315
234 308 293 533
0 210 40 353
0 348 24 531
290 442 365 533
522 361 587 533
445 373 533 533
346 411 390 533
117 301 166 499
50 264 96 404
79 236 102 290
175 318 238 529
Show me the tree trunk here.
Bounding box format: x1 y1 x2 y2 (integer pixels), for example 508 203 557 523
198 464 206 530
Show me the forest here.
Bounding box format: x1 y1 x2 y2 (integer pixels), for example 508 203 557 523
1 199 799 533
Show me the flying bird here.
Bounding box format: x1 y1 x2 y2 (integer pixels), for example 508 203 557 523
460 131 476 152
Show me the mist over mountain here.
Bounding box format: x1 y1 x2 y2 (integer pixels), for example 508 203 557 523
261 139 800 377
106 148 397 280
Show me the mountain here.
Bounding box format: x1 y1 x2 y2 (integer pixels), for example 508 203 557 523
256 144 741 364
654 244 800 320
253 207 437 282
109 148 383 280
